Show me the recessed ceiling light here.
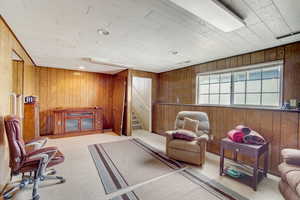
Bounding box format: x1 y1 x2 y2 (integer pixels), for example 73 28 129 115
97 28 110 36
171 51 179 55
79 66 85 70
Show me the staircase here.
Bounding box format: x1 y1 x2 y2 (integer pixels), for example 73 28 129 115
132 112 143 130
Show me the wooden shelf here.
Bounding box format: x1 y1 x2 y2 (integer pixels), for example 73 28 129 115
223 169 265 188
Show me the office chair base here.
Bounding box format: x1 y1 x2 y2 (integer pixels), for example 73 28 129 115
1 170 65 200
32 194 40 200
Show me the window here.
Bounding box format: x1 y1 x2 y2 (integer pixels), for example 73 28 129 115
197 61 282 107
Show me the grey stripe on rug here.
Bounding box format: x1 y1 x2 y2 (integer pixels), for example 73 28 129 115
89 138 248 200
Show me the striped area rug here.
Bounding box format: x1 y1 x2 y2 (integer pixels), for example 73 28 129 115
89 138 248 200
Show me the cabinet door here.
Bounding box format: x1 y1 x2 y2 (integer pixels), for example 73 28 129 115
65 119 80 132
95 110 103 131
81 117 94 131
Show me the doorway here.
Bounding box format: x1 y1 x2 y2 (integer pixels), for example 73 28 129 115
11 50 24 118
131 76 152 132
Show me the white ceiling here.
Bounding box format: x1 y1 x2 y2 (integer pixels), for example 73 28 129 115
1 0 300 74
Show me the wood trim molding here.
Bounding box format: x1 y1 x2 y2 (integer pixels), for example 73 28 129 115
0 15 36 65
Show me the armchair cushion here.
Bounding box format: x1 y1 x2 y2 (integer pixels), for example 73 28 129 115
282 149 300 166
278 162 300 197
168 139 201 153
173 129 197 141
183 117 199 132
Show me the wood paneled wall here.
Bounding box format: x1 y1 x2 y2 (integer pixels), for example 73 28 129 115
158 67 195 104
155 42 300 176
12 61 24 95
36 67 114 135
153 103 299 175
158 43 300 104
0 16 36 186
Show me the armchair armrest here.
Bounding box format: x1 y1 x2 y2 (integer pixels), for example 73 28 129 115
25 137 48 149
282 149 300 166
165 130 176 138
196 134 209 144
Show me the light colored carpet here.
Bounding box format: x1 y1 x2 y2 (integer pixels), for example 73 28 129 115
9 131 283 200
89 138 184 194
90 138 247 200
133 130 284 200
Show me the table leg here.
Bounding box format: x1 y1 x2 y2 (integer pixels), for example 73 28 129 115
253 155 259 191
233 151 238 162
220 147 224 176
263 147 269 177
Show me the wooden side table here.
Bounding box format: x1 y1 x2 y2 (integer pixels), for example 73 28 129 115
219 138 269 191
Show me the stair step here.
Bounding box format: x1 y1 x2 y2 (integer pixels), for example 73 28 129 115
132 112 142 129
132 118 139 122
132 121 140 126
132 126 142 130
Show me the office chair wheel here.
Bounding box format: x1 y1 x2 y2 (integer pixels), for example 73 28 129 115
59 178 66 184
33 194 40 200
49 169 56 175
3 193 13 200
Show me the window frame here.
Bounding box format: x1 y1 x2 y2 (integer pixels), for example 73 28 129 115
196 60 284 108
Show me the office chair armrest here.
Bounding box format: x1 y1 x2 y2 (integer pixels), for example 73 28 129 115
27 146 58 161
27 147 58 175
25 137 48 149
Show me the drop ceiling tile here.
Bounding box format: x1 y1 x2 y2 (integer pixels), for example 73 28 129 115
1 0 300 73
244 0 273 10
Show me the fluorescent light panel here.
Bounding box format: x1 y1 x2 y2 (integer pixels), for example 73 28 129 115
169 0 245 32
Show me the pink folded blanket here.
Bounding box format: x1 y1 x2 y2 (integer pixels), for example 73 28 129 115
243 130 265 145
227 129 244 143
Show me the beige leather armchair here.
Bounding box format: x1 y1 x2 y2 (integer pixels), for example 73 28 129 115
166 111 210 166
278 149 300 200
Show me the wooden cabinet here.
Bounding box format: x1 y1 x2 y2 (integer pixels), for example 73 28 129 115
23 102 40 141
53 107 103 135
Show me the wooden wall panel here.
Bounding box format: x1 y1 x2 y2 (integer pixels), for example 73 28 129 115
283 43 300 100
0 16 36 186
280 112 299 148
153 104 300 175
37 67 113 135
12 61 24 95
158 43 300 104
158 67 195 104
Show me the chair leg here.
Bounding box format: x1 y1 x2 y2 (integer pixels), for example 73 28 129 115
41 175 66 184
2 177 31 200
32 171 40 200
2 170 64 200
